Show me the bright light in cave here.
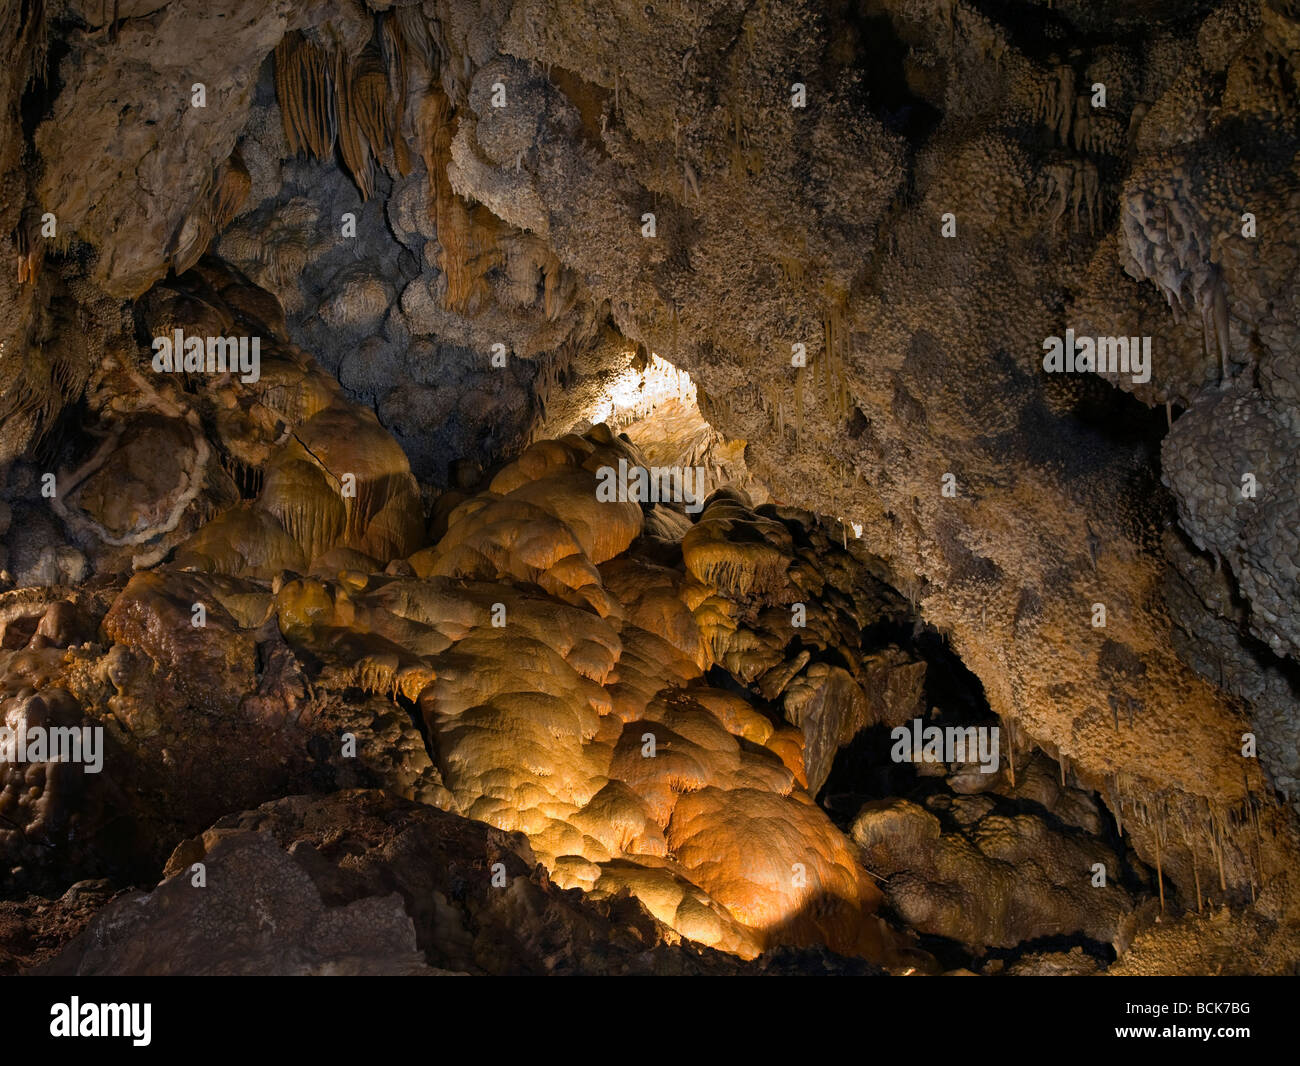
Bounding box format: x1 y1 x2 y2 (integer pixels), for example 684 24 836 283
583 352 698 428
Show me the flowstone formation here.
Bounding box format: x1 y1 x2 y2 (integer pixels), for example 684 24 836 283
1 267 910 968
1 0 1299 976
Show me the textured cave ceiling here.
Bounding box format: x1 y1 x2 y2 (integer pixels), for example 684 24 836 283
1 0 1299 976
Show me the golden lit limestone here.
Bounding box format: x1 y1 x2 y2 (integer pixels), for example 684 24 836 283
412 433 642 617
397 430 891 960
682 494 793 599
168 397 897 962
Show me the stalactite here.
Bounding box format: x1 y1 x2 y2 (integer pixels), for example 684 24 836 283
352 39 394 192
542 258 576 321
820 284 851 422
381 12 413 176
1197 264 1232 383
1154 828 1164 914
273 21 413 201
14 207 43 285
1250 789 1264 896
333 48 373 200
274 31 337 161
1112 776 1123 839
1210 801 1227 894
420 86 500 313
273 33 303 155
1036 63 1075 145
1173 806 1203 912
793 366 804 450
211 148 251 232
682 159 700 203
395 2 437 73
173 153 253 276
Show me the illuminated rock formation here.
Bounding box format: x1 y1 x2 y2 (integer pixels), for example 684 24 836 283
279 428 894 960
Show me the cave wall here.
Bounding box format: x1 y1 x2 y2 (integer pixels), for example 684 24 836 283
3 0 1299 930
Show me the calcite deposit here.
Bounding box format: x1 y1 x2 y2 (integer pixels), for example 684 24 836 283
1 0 1299 977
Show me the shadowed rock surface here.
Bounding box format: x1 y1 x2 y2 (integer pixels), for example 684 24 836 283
38 790 888 976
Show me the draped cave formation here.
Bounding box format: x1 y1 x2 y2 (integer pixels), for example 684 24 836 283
1 0 1299 977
